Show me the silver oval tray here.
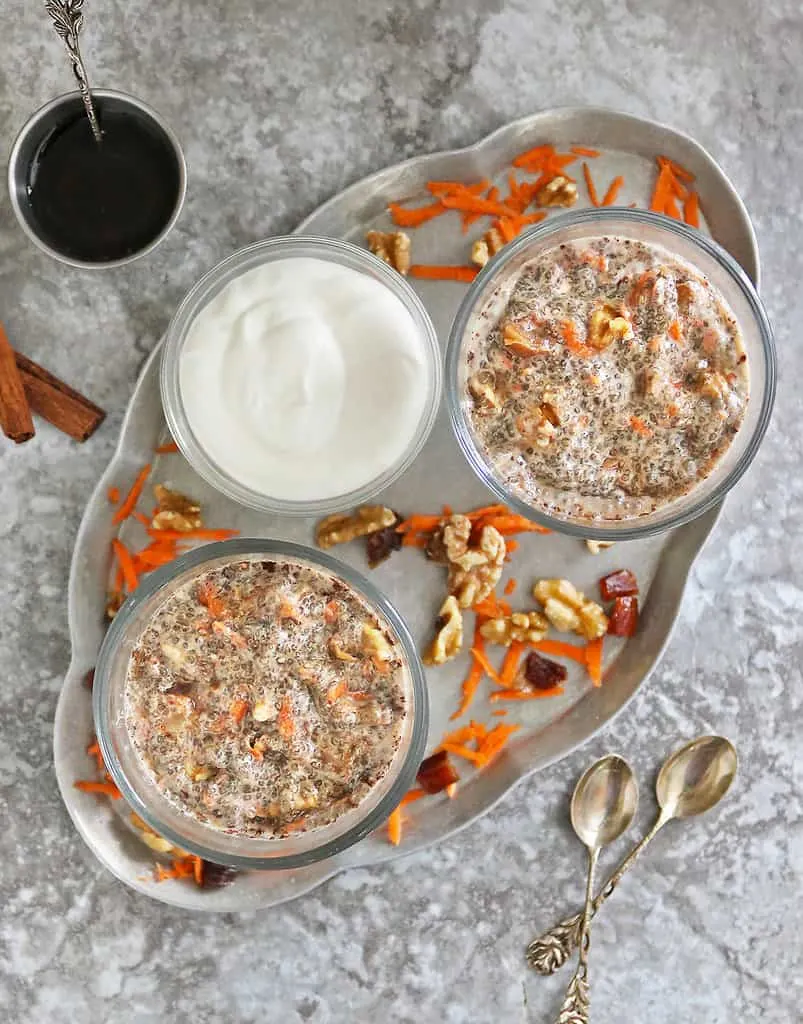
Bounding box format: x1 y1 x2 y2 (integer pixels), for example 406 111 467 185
54 107 758 910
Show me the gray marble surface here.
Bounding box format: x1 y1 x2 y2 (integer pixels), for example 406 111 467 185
1 0 801 1020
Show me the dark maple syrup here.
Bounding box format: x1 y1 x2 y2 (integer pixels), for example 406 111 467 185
26 103 181 263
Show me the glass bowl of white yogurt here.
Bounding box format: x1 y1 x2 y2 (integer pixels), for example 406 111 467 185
161 237 442 515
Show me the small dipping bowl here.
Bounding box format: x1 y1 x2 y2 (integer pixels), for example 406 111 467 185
446 208 776 540
93 539 429 871
161 237 442 516
7 89 186 269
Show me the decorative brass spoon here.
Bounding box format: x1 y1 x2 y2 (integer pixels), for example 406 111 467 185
553 754 638 1024
528 735 737 976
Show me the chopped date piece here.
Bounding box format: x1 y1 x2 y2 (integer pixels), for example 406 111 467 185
521 650 568 690
83 668 95 690
599 569 639 600
199 861 239 889
365 512 403 568
416 750 460 794
607 596 639 637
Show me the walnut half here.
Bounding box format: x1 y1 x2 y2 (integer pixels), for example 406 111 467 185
468 370 500 414
471 227 505 268
151 484 202 532
535 175 578 208
366 230 411 275
424 595 464 665
533 578 608 640
587 302 634 350
448 523 506 609
316 506 397 549
480 610 549 646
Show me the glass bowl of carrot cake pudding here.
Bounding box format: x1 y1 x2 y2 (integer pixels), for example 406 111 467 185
446 209 776 539
93 539 428 870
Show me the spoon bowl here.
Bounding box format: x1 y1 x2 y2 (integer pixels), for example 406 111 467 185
570 753 639 850
655 735 737 820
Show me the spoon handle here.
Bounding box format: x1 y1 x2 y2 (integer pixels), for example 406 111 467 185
43 0 103 141
553 846 598 1024
528 811 669 975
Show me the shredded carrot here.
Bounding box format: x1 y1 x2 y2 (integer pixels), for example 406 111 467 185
504 578 517 596
396 514 442 534
74 780 121 799
440 721 487 747
467 503 509 521
112 539 139 592
230 699 248 723
277 695 295 740
146 527 239 541
107 486 120 504
490 686 564 702
450 620 486 720
282 817 309 835
409 264 479 283
561 319 594 358
583 163 600 207
533 639 587 664
427 178 490 197
198 581 227 619
586 637 604 687
571 146 601 158
669 320 682 341
441 504 453 517
601 175 624 207
112 464 152 525
476 722 521 763
154 441 179 454
473 593 512 620
439 191 519 219
387 807 402 845
499 641 526 686
86 739 105 772
401 533 428 548
658 155 695 182
401 788 427 807
388 201 447 228
496 217 517 244
505 539 519 555
683 191 700 228
482 514 551 535
440 741 487 766
491 709 508 717
469 645 502 685
133 511 151 528
192 856 204 885
629 415 653 437
326 681 348 703
512 143 555 167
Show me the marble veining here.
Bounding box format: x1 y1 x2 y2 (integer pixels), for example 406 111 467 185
1 0 802 1021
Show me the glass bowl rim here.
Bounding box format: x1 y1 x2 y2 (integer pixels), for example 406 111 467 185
445 207 777 541
160 235 443 516
93 537 430 870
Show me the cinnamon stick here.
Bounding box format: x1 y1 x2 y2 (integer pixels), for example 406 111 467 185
0 324 35 443
15 352 106 442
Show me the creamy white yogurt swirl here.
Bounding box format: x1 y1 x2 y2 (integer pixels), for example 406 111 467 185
180 257 430 500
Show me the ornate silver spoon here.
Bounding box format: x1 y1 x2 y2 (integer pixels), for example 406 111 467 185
528 735 737 975
44 0 102 141
552 754 638 1024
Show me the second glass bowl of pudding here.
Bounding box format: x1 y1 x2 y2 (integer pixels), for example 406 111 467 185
446 209 776 540
161 237 442 516
93 539 429 870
